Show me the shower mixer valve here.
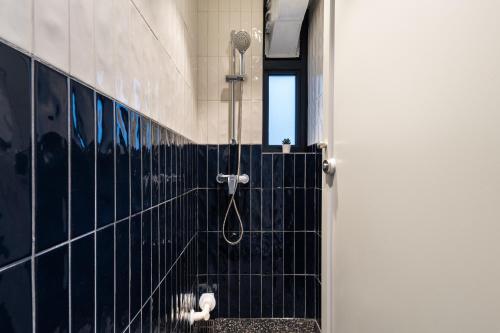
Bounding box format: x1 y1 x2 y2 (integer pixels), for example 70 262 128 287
216 173 249 195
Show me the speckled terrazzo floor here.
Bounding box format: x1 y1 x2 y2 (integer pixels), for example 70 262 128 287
194 319 320 333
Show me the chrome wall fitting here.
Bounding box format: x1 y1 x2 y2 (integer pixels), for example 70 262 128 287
225 74 246 82
317 142 328 150
216 173 249 194
322 158 336 175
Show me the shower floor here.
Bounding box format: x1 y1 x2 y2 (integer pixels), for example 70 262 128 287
194 319 319 333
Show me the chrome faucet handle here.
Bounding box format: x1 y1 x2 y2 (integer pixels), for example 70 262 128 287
216 173 249 183
216 173 250 195
238 174 249 184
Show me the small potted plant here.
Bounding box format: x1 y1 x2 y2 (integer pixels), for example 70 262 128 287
282 138 291 153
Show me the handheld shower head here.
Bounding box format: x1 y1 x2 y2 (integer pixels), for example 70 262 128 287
231 31 252 77
232 31 252 54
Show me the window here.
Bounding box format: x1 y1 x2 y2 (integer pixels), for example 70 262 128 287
263 14 308 151
268 75 297 145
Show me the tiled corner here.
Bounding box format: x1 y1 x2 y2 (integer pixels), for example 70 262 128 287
2 0 200 142
0 40 198 333
197 146 322 322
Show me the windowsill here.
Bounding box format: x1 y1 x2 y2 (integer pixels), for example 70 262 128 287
262 145 310 153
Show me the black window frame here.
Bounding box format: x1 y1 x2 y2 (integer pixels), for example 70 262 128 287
263 12 309 152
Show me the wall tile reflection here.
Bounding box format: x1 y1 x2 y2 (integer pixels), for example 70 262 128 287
70 81 95 237
0 41 198 333
35 62 69 251
197 146 322 321
0 38 321 331
96 94 114 227
0 42 31 266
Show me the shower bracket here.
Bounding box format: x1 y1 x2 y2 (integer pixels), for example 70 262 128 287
226 74 246 82
217 173 249 194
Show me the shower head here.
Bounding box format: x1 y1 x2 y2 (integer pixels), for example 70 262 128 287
232 31 252 54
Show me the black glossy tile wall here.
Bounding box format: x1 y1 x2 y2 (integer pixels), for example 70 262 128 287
96 94 115 227
196 144 322 324
0 40 321 331
0 261 32 332
0 42 31 267
35 61 69 251
70 81 95 237
0 41 198 333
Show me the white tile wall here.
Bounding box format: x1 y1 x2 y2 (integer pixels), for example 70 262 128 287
0 0 32 52
207 100 219 143
34 0 70 72
94 0 115 97
307 0 324 145
252 0 263 13
241 0 251 12
207 0 218 12
197 0 264 144
113 0 132 105
0 0 265 143
0 0 199 141
70 0 95 86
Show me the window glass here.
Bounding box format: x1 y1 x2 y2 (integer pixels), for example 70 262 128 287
268 75 296 145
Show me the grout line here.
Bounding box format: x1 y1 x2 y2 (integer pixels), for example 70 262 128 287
282 154 285 316
293 154 296 317
150 125 153 310
26 216 134 258
262 152 318 155
248 145 253 318
113 101 117 333
196 273 318 277
68 77 72 333
31 57 36 333
128 101 132 328
94 90 98 333
24 191 200 262
0 256 33 275
139 200 143 329
140 115 144 216
198 230 317 234
260 150 263 317
150 203 153 323
271 154 274 317
303 153 307 318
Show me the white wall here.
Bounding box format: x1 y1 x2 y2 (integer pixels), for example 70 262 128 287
0 0 199 140
196 0 264 144
307 0 323 146
332 1 500 332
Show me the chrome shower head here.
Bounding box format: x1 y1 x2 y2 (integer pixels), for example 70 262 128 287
232 31 252 54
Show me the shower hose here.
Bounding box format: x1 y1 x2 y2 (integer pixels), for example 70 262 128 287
222 81 244 246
